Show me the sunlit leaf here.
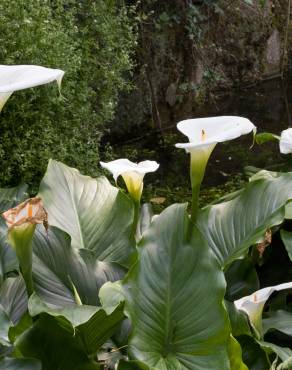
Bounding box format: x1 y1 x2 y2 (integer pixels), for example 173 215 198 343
227 335 248 370
197 171 292 267
255 133 279 145
39 160 135 267
28 294 124 355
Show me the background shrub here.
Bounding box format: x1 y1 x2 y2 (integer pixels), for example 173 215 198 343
0 0 136 191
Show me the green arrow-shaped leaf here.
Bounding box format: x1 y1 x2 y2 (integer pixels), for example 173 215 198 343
197 171 292 267
32 226 125 307
38 160 135 266
120 204 231 369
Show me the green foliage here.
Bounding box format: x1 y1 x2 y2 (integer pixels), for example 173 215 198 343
0 0 136 190
1 152 292 367
38 160 135 266
197 171 292 267
32 225 125 307
118 204 231 369
0 358 41 370
255 133 280 145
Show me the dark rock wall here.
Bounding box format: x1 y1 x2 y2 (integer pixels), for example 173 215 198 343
110 0 288 136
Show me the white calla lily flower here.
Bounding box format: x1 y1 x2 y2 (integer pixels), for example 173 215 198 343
234 282 292 338
100 159 159 201
176 116 256 152
280 128 292 154
0 65 65 112
175 116 256 222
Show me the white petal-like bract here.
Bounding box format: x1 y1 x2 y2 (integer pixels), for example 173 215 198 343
234 282 292 336
175 116 256 152
280 128 292 154
100 159 159 182
0 65 64 111
100 159 159 201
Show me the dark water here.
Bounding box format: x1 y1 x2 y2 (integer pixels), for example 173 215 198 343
111 77 292 204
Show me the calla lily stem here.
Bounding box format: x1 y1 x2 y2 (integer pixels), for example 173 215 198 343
189 148 213 224
9 224 35 297
132 199 140 239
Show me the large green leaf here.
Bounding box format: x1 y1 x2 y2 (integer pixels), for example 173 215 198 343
227 335 248 370
237 336 270 370
28 294 124 355
0 357 41 370
0 277 27 325
38 160 135 266
263 310 292 337
0 305 11 346
259 341 292 362
197 171 292 267
280 230 292 262
0 219 18 284
0 276 28 349
137 203 154 238
277 357 292 369
118 359 152 370
16 292 124 369
116 204 231 369
225 258 260 301
15 314 101 370
32 225 125 307
0 184 28 212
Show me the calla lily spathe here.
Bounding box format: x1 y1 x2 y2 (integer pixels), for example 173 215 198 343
280 128 292 154
2 197 48 297
0 65 64 112
100 159 159 201
175 116 256 222
234 282 292 337
175 116 256 152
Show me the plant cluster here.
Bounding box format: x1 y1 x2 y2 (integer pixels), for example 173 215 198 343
0 0 136 190
1 110 292 369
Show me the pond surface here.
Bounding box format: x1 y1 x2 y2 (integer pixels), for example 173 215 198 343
110 77 292 207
